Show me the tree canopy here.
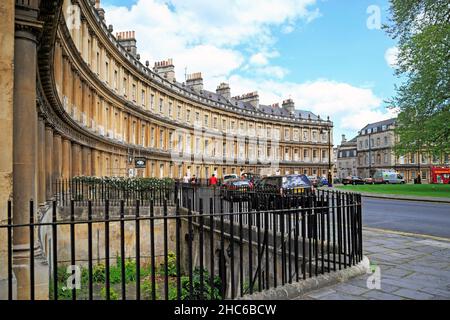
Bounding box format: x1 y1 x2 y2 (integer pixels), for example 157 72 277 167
385 0 450 157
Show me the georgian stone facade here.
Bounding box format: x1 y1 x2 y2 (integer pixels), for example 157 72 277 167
46 0 333 184
336 135 357 179
356 118 449 182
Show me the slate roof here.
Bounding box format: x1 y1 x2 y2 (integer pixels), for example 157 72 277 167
176 85 321 121
360 118 396 133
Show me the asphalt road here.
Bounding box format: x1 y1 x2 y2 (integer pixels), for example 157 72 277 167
362 197 450 239
190 186 450 238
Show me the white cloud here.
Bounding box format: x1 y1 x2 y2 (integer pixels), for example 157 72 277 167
253 66 289 79
385 46 399 68
249 53 269 66
103 0 320 82
222 75 393 137
249 51 280 66
173 45 244 82
341 109 398 130
224 76 382 117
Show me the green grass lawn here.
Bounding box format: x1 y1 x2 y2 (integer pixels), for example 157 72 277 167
335 184 450 198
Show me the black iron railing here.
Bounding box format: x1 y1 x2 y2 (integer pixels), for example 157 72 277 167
53 179 176 207
1 187 362 300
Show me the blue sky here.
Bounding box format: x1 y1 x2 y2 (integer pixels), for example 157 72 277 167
101 0 400 144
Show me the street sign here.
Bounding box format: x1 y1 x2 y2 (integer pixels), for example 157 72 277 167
134 157 146 168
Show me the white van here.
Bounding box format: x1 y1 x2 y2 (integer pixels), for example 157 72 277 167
374 170 405 184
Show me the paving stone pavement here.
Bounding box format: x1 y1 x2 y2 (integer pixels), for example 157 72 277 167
296 229 450 300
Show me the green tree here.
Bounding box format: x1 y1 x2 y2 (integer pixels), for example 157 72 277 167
384 0 450 157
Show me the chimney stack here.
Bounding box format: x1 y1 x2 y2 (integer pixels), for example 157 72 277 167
233 91 259 109
153 59 175 82
216 83 231 99
282 98 295 114
341 134 347 143
116 31 137 57
186 72 203 92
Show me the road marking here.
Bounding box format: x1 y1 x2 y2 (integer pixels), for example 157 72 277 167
362 227 450 243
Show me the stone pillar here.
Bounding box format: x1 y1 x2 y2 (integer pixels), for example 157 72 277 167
53 133 62 182
86 148 92 176
81 146 89 176
45 126 53 200
37 118 46 205
62 138 71 179
12 3 48 299
13 14 39 247
91 149 98 176
71 143 81 177
0 0 15 300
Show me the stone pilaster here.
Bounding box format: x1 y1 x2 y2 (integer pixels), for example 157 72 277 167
62 138 71 179
37 118 46 205
45 126 53 200
91 149 99 176
81 146 89 175
71 142 81 176
53 133 62 182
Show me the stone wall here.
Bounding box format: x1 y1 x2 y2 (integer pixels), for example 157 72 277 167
39 205 177 273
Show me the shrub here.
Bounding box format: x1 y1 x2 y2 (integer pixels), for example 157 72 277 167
92 263 106 283
100 287 119 300
169 268 222 300
158 251 177 277
142 279 160 300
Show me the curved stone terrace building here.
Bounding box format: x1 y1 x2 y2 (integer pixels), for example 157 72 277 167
0 0 337 299
19 0 332 187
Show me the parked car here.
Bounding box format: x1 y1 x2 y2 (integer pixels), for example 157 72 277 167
256 174 312 194
333 177 342 184
364 177 375 184
220 178 252 201
342 176 365 185
307 175 319 187
373 171 405 184
252 174 313 210
319 176 329 187
241 172 261 185
223 174 239 183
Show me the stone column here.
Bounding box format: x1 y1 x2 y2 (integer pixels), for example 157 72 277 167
45 126 53 200
37 118 46 205
53 133 62 182
86 148 92 176
81 146 89 176
13 16 39 247
91 149 99 176
0 0 15 300
12 3 48 299
62 138 71 179
71 143 81 176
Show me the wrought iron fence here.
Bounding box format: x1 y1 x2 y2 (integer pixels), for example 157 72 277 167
1 187 362 300
53 179 176 207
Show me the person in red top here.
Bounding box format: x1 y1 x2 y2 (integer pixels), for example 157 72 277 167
209 174 218 186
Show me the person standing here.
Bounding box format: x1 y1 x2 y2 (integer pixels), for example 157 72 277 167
209 173 218 186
